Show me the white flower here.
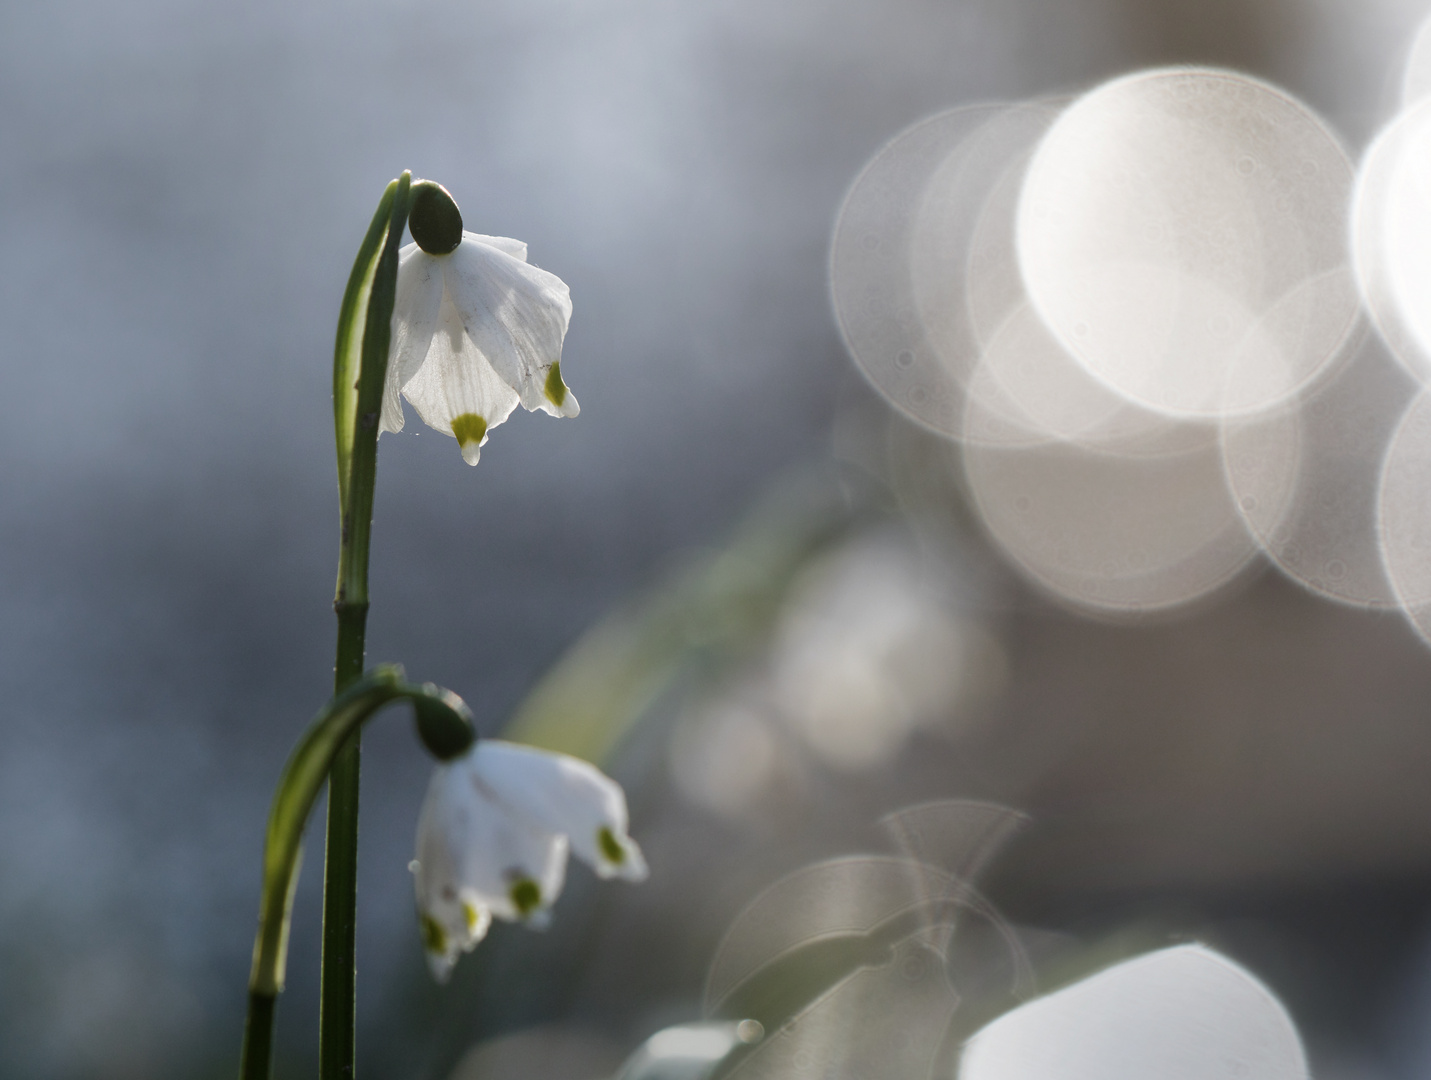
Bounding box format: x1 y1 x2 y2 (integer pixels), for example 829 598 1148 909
960 945 1307 1080
381 181 577 466
410 740 648 981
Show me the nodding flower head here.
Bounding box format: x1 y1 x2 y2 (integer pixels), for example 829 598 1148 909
410 740 647 981
382 181 577 466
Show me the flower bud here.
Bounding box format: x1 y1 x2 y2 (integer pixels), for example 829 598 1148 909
409 180 463 255
412 685 476 759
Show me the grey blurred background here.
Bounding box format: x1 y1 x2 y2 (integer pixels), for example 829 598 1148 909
7 0 1431 1078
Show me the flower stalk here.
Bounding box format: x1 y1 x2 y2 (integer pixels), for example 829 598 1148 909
239 167 596 1079
322 171 412 1080
239 172 415 1080
239 667 474 1080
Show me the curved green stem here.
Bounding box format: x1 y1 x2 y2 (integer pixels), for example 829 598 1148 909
239 667 473 1080
238 172 414 1080
320 171 411 1080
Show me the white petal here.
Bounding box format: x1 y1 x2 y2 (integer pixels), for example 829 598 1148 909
443 239 579 418
411 771 493 982
415 761 569 927
410 849 491 983
471 741 648 882
381 245 443 435
400 289 521 464
463 232 528 262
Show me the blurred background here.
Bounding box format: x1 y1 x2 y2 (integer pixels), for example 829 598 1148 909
8 0 1431 1077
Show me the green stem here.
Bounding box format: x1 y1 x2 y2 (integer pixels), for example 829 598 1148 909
238 667 474 1080
239 991 275 1080
235 173 412 1080
320 172 412 1080
319 607 368 1080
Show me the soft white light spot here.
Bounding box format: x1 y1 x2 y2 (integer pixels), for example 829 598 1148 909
1402 12 1431 107
1018 68 1356 420
1377 388 1431 647
960 302 1167 449
770 536 976 770
908 102 1063 415
960 945 1308 1080
1224 334 1411 608
1353 97 1431 383
831 104 1055 438
646 1026 738 1061
669 701 778 817
950 131 1180 450
963 420 1258 616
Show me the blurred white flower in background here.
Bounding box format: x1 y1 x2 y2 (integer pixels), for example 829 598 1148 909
768 533 997 770
382 181 577 465
670 532 1006 817
411 740 646 981
669 698 781 818
960 945 1308 1080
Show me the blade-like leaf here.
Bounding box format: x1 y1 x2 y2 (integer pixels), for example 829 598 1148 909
333 181 399 512
333 173 411 611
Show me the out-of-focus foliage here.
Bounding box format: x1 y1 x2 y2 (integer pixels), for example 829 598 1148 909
504 473 864 765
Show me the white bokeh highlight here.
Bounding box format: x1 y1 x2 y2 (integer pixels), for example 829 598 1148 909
960 945 1308 1080
1377 388 1431 647
1223 334 1411 608
963 422 1259 616
1402 10 1431 108
830 64 1431 631
831 106 1013 436
1018 68 1357 420
833 103 1067 439
1353 98 1431 383
949 112 1174 449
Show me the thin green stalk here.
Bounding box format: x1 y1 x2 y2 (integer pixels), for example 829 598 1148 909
236 173 415 1080
240 991 275 1080
320 172 412 1080
238 667 473 1080
319 609 368 1080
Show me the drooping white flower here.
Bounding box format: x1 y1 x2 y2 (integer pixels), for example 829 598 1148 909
381 181 577 465
410 740 647 981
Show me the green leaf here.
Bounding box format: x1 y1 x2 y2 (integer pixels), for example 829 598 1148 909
333 183 396 512
332 173 412 515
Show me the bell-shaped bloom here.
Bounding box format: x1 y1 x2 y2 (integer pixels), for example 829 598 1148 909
381 231 577 465
411 740 647 981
